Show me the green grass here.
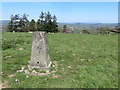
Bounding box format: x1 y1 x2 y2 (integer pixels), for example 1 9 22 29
2 32 118 88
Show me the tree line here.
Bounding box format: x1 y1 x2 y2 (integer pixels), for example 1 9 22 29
8 12 58 33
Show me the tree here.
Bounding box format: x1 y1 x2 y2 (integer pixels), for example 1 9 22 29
36 19 42 31
21 14 29 32
8 14 29 32
18 19 25 32
98 27 110 34
13 14 20 32
29 19 36 32
82 29 90 34
8 12 58 32
7 20 14 32
46 11 52 22
44 12 52 32
46 19 52 32
63 25 67 33
7 14 20 32
7 15 14 32
40 12 44 26
37 11 58 33
52 15 58 32
40 12 44 20
114 26 120 33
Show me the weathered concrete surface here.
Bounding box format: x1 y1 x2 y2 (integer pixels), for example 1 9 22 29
28 31 51 72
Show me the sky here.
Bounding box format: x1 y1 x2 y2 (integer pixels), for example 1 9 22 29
2 2 118 23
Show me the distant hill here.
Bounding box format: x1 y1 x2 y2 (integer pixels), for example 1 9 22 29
58 22 117 25
1 20 118 31
58 22 118 30
1 20 10 26
1 20 10 30
1 20 117 26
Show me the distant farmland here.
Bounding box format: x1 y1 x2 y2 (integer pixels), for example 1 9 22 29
1 20 117 31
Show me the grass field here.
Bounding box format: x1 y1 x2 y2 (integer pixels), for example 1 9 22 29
2 32 118 88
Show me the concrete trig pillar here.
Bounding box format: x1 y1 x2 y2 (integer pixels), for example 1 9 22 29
28 31 51 72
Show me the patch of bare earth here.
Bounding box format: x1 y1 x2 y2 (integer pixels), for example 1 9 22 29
1 81 9 88
52 75 62 78
8 74 16 78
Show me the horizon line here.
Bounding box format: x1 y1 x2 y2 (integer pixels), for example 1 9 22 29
0 19 118 24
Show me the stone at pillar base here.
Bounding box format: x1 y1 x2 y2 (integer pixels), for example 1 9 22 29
28 61 52 72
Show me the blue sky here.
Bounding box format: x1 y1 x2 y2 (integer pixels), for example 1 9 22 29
2 2 118 23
